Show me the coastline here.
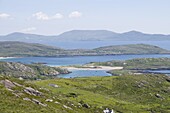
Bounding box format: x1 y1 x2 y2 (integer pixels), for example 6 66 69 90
61 66 123 71
0 57 16 60
0 53 170 58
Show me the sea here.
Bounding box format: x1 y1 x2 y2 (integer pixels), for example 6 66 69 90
1 54 170 78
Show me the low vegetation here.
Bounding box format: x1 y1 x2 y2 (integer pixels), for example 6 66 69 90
1 74 170 113
33 74 170 112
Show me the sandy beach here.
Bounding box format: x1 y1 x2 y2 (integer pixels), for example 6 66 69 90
61 66 123 71
0 57 16 60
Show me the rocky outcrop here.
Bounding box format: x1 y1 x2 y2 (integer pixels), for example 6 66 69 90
0 61 70 79
32 99 47 107
6 62 34 73
58 68 70 74
165 76 170 82
155 94 163 99
35 66 70 76
63 105 73 110
49 84 59 88
0 79 16 89
82 103 90 108
23 97 31 101
24 87 42 96
0 62 36 78
136 80 149 88
45 99 53 102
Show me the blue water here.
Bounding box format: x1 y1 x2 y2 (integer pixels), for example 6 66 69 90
1 54 170 66
58 70 112 78
1 54 170 78
144 70 170 74
43 41 170 50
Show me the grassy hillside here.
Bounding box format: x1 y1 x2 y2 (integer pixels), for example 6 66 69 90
0 41 64 57
94 44 169 54
34 74 170 112
1 74 170 113
0 42 169 57
0 76 83 113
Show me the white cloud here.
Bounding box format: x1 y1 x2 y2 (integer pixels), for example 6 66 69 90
69 11 82 18
33 12 49 20
0 13 11 19
21 27 37 32
52 13 63 19
32 12 63 20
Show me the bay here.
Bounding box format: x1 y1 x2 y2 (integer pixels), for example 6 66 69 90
58 70 112 78
1 54 170 78
1 54 170 66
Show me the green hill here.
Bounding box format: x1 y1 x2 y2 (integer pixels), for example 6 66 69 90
0 42 169 57
0 41 64 57
94 44 169 54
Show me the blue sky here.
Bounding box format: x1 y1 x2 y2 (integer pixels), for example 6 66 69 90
0 0 170 35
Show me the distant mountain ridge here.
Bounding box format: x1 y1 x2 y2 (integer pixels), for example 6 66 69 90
56 30 119 41
0 30 170 43
0 32 56 42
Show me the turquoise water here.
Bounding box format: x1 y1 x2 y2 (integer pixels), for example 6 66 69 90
58 70 112 78
1 54 170 78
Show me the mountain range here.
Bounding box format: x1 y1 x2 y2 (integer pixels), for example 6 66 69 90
0 30 170 43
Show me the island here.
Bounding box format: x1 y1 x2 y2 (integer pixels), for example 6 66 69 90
0 41 169 57
88 58 170 75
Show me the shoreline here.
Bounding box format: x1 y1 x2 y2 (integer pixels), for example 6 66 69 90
0 53 170 58
0 57 17 60
61 66 123 71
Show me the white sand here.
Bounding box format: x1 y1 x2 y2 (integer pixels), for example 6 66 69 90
0 57 16 60
63 66 123 71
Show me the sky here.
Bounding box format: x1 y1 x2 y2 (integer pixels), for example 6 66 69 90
0 0 170 35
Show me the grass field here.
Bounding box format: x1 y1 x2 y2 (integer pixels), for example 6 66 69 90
1 68 170 113
34 74 170 113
